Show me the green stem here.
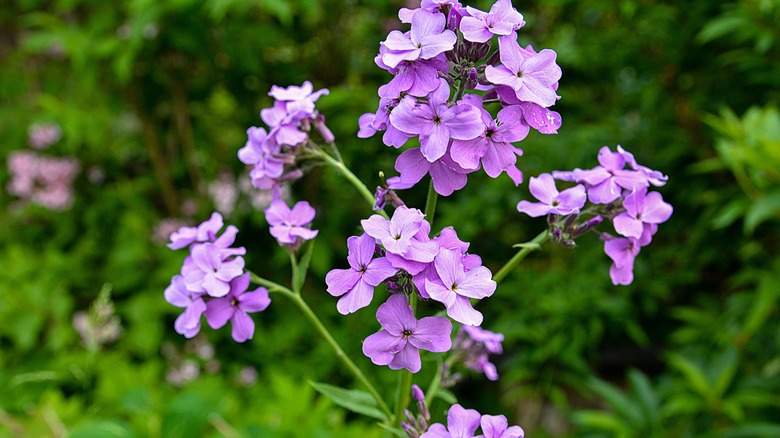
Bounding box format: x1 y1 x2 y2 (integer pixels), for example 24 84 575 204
424 358 443 407
289 292 393 419
248 272 393 420
249 272 294 295
424 179 438 225
288 251 300 293
313 147 389 219
492 230 550 284
393 293 417 428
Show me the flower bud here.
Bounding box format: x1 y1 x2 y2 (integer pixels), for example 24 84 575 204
486 49 501 66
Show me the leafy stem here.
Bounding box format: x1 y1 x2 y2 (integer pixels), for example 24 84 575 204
249 271 393 419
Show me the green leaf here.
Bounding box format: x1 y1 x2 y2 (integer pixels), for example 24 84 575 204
666 354 711 400
294 240 315 293
718 423 780 438
309 381 388 421
744 190 780 234
571 411 624 432
435 388 457 405
377 423 407 437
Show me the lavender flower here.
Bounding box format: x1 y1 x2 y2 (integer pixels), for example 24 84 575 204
516 173 586 217
325 234 398 315
27 123 62 149
362 294 452 373
390 80 484 162
552 146 651 204
181 242 246 297
612 188 673 239
167 212 225 250
204 273 271 343
422 404 481 438
453 325 504 381
392 147 472 196
460 0 525 43
479 415 524 438
485 36 561 108
424 248 496 326
380 10 457 69
7 151 79 210
265 199 319 248
165 275 207 338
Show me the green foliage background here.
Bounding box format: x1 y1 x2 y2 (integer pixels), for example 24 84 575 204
1 0 779 436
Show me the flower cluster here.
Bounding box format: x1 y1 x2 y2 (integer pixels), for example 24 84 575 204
165 213 270 342
27 122 62 149
238 81 333 192
421 403 524 438
327 206 496 326
451 325 504 381
360 0 562 196
7 150 79 211
517 145 673 285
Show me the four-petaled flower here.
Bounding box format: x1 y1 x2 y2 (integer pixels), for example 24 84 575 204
204 273 271 343
516 173 586 217
362 294 452 373
265 199 319 246
326 234 398 315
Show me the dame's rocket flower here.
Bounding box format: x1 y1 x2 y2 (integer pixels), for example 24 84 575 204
325 234 398 315
265 199 319 247
516 173 586 217
204 273 271 343
362 293 452 373
460 0 525 43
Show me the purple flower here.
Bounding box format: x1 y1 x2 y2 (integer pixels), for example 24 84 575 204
460 0 525 43
478 415 524 438
164 275 206 338
390 79 484 162
602 225 655 286
358 97 414 148
616 145 669 186
422 404 481 438
613 188 673 239
260 101 309 146
167 212 225 250
325 234 398 314
265 199 319 247
204 273 271 343
516 173 586 217
380 10 457 69
362 294 452 373
28 123 62 149
238 126 285 188
268 80 329 119
393 147 472 196
553 146 651 204
450 96 529 179
376 47 449 99
485 36 561 108
181 242 246 297
424 248 496 326
361 206 432 256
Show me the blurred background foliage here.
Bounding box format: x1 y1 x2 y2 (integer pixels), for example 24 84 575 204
1 0 779 436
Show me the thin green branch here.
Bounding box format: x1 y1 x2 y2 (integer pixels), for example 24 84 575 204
492 230 550 284
424 179 438 225
248 271 392 419
288 292 393 419
311 147 389 219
